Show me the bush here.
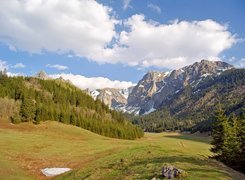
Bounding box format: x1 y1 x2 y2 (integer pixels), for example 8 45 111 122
11 113 21 124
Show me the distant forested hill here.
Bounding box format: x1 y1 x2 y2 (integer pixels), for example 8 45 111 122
0 74 143 139
132 69 245 132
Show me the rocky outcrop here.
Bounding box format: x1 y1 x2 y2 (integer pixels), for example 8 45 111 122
90 87 133 111
36 70 49 80
126 71 168 114
162 165 187 179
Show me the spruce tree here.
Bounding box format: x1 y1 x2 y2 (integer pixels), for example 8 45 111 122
227 114 241 165
237 113 245 172
221 116 234 164
20 97 36 122
210 107 228 160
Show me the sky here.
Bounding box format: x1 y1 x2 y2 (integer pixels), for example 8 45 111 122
0 0 244 90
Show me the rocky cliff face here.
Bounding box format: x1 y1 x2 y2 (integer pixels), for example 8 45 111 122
89 60 234 115
90 87 133 112
126 71 168 114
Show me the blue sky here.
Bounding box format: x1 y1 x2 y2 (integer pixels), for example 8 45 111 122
0 0 244 89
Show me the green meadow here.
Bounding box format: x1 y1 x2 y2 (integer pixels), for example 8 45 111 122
0 120 243 180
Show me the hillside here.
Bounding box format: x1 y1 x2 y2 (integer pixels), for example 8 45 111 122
0 120 244 179
132 69 245 132
0 74 143 139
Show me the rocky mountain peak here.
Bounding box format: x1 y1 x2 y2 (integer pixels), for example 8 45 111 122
89 87 133 111
142 71 166 83
181 59 234 76
36 70 49 80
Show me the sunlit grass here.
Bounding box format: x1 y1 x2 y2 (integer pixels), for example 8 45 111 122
0 121 233 179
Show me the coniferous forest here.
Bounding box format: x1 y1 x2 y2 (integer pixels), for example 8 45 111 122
0 73 143 140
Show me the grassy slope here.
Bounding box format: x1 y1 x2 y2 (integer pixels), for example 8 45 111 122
0 119 243 180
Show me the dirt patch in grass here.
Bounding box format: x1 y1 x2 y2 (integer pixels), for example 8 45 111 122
5 147 122 180
6 154 79 180
0 120 43 132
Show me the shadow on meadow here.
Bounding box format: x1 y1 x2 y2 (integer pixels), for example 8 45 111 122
164 134 211 144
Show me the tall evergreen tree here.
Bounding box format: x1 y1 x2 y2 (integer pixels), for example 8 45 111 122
20 97 36 122
210 107 228 160
237 113 245 172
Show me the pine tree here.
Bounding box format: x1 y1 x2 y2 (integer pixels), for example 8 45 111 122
210 107 228 160
237 113 245 172
227 114 241 165
221 117 234 164
20 97 36 122
70 112 76 125
35 105 42 124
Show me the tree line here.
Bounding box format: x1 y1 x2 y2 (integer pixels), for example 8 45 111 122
0 74 143 139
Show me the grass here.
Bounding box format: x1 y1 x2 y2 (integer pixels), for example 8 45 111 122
0 120 243 180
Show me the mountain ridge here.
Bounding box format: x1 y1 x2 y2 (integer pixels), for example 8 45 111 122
89 59 235 115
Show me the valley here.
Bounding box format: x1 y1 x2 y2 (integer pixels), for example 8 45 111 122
0 1 244 179
0 119 244 179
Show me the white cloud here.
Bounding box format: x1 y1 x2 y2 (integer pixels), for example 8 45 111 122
7 72 25 77
0 0 117 56
0 60 8 71
0 1 237 70
50 73 134 90
92 15 237 69
147 3 161 14
46 64 68 70
235 58 245 68
123 0 132 10
12 63 26 68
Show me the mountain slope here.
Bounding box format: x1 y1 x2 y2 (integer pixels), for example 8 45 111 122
130 60 234 114
133 69 245 132
0 74 143 139
127 71 168 114
90 88 129 110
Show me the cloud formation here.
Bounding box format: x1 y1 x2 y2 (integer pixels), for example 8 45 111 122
147 3 161 14
50 73 134 90
12 63 26 69
0 60 8 71
93 15 237 69
46 64 68 70
0 1 237 70
236 58 245 68
0 0 117 57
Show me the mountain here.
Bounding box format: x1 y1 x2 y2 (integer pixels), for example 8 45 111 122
126 71 169 114
90 87 134 112
86 59 244 132
132 68 245 132
36 70 49 80
90 60 234 115
130 60 234 115
0 74 143 139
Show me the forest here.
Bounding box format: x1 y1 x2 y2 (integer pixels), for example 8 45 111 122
0 72 143 140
